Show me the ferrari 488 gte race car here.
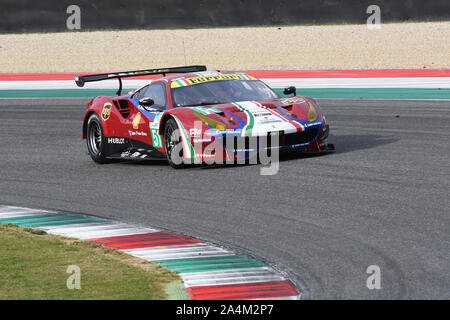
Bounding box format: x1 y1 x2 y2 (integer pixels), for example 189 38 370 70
76 65 334 168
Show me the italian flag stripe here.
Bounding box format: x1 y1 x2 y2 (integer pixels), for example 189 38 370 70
238 73 250 80
173 116 194 159
190 107 210 115
210 107 223 113
234 102 254 136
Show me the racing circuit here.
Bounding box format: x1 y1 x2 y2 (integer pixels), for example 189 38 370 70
1 97 448 299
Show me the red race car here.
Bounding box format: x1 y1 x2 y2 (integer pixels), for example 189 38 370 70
76 65 334 168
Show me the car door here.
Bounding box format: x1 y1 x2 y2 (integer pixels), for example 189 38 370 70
136 82 168 150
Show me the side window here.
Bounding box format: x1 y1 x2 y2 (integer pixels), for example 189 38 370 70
135 85 148 100
142 83 167 108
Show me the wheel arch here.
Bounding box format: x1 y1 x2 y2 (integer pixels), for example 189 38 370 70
82 111 98 139
158 113 176 137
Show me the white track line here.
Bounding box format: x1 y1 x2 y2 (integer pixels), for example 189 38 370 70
0 211 52 218
47 226 158 239
0 206 54 217
71 228 158 239
180 268 285 287
124 244 231 260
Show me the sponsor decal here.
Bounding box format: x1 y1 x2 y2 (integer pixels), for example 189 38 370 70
260 120 283 124
234 101 297 136
149 121 159 129
268 130 284 136
128 130 147 137
281 97 305 105
195 153 215 159
150 128 163 148
107 137 125 144
101 103 112 121
171 73 257 88
304 121 322 128
253 101 304 132
149 113 163 129
193 138 213 143
253 112 272 117
132 113 141 129
189 128 202 137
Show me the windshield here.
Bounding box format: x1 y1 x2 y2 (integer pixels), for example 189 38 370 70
171 80 280 107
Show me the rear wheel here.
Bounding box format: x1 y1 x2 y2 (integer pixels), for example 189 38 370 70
164 118 186 169
86 113 110 164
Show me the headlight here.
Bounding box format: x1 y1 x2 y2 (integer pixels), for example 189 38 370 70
306 100 318 122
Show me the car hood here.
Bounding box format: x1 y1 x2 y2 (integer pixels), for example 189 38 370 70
181 97 323 137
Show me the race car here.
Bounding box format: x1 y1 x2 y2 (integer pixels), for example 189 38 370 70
76 65 334 168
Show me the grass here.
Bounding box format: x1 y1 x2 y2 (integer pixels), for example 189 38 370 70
0 224 182 299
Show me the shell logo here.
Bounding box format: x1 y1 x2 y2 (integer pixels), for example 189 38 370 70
101 103 112 121
133 113 141 129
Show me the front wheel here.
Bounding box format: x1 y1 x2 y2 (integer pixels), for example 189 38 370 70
86 113 110 164
163 118 186 169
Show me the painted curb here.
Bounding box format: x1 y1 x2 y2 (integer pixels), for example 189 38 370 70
0 205 300 300
1 69 450 99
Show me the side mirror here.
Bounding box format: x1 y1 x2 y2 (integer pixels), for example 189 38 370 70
283 86 296 96
139 97 154 107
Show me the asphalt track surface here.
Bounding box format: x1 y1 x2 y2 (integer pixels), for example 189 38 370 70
0 98 448 299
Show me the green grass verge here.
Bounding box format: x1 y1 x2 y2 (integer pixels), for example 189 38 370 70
0 224 182 299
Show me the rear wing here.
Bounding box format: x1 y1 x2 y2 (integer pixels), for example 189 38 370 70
75 65 207 95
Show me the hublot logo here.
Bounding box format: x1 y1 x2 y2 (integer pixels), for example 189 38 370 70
108 137 125 144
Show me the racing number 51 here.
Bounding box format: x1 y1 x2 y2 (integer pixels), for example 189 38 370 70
151 129 163 148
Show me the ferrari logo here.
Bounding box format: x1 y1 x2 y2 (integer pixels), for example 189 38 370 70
282 97 305 105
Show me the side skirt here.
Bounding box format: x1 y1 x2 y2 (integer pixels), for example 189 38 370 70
104 137 167 161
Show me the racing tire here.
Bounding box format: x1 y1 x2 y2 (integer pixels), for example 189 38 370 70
164 118 186 169
86 113 110 164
